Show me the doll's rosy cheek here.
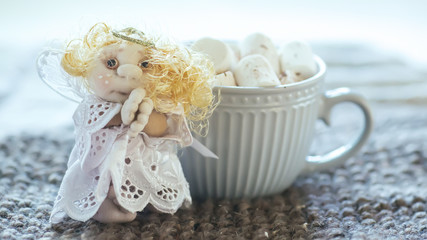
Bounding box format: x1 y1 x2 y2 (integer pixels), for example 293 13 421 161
92 73 113 92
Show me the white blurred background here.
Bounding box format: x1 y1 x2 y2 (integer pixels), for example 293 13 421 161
0 0 426 137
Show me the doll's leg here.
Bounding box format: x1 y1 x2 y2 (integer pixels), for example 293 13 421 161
93 184 137 223
93 198 136 223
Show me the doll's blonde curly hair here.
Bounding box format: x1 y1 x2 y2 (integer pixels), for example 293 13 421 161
61 23 216 134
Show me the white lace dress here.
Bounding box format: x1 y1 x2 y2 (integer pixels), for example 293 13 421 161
50 95 193 223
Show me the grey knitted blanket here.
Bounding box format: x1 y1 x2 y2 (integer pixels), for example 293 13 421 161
1 104 427 239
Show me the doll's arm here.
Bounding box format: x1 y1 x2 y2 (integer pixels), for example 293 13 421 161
128 99 153 137
121 88 154 137
121 88 146 125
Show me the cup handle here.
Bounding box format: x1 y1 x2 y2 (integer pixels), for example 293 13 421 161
303 88 373 174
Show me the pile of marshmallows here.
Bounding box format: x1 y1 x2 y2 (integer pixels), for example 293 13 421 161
191 33 317 87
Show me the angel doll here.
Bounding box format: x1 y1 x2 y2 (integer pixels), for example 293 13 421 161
37 23 215 223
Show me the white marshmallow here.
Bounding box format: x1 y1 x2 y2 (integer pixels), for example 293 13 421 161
280 65 318 85
279 40 317 81
213 71 237 86
225 41 241 62
191 37 235 74
240 33 280 76
233 55 281 87
279 71 292 85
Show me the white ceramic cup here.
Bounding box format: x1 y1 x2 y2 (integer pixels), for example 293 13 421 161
180 56 373 199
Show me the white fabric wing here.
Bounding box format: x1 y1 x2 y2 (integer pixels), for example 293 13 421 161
36 49 89 103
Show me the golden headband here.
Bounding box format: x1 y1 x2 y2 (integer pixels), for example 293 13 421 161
112 27 155 47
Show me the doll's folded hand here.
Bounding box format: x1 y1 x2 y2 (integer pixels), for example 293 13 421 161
121 88 146 125
128 98 154 138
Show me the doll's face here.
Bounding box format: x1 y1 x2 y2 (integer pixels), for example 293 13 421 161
87 42 151 103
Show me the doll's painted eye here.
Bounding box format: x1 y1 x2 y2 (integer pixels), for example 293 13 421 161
106 58 119 69
139 61 150 68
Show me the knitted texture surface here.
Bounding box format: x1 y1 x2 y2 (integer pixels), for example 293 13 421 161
1 106 427 239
